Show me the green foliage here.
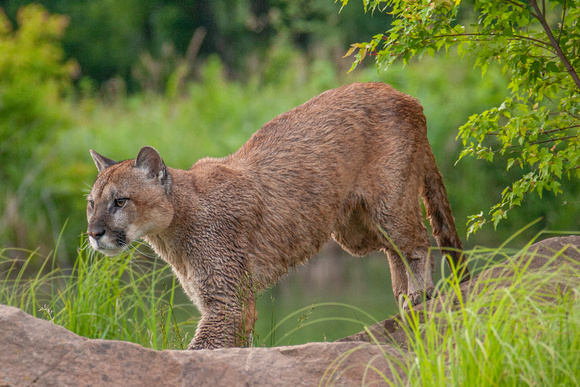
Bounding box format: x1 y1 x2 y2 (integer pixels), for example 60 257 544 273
0 4 75 170
0 5 77 253
3 226 578 376
343 0 580 235
0 240 195 350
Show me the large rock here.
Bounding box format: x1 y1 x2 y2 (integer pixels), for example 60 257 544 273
1 236 578 386
0 304 405 386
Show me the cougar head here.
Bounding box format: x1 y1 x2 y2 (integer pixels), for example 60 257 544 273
86 146 174 256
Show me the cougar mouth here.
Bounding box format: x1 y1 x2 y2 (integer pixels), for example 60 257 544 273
88 230 129 256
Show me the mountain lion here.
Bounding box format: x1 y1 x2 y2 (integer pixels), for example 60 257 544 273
86 82 469 349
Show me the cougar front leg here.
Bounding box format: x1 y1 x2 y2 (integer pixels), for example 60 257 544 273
188 286 257 350
188 304 240 350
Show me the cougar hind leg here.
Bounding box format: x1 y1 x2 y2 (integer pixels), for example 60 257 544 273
402 245 435 308
375 202 435 309
383 232 434 308
385 250 408 305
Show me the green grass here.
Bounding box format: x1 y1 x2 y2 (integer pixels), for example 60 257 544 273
352 233 580 386
0 238 196 350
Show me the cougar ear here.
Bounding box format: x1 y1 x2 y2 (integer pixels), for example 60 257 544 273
135 146 167 181
90 149 117 172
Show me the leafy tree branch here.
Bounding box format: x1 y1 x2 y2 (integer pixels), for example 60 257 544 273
342 0 580 235
529 0 580 88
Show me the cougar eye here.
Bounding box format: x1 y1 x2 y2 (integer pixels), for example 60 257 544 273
114 198 129 208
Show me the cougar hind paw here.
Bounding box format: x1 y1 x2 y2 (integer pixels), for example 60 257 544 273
402 287 434 310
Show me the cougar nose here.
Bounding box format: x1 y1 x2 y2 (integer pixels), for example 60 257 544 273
88 228 106 240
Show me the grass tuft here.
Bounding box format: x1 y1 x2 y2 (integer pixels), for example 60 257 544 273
0 238 196 350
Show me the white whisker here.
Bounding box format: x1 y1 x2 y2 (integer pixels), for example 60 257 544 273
132 241 158 260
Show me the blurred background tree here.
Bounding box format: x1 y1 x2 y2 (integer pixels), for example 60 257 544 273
0 0 388 90
0 5 77 261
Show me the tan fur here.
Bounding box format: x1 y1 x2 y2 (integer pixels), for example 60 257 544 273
86 82 469 350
